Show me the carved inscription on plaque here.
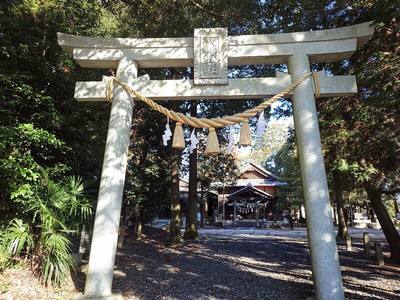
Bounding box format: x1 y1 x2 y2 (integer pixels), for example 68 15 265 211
203 37 219 77
194 28 228 85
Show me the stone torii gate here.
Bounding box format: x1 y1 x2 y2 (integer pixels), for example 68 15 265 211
58 22 374 300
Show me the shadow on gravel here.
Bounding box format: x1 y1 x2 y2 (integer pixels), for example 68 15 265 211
113 235 314 299
335 240 400 299
74 227 400 300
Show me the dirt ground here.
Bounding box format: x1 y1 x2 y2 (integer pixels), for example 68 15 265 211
1 226 399 299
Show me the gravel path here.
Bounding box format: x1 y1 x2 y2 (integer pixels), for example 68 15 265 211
1 226 399 299
104 227 399 300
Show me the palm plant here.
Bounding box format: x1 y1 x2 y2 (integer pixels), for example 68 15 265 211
5 219 34 257
1 170 95 285
0 235 12 272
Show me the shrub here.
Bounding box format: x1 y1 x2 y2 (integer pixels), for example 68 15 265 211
1 172 95 285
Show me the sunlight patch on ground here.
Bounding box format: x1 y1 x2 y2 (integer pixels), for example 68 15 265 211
113 269 127 277
212 252 280 269
159 264 182 274
212 284 230 291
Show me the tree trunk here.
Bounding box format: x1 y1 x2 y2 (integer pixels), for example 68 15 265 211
169 148 183 245
199 201 204 228
183 170 199 240
332 205 338 225
135 208 142 241
199 185 205 227
365 184 400 263
184 102 199 240
183 152 199 239
370 207 377 223
333 171 348 238
288 207 294 229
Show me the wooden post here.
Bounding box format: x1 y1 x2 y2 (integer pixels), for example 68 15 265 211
256 205 260 228
363 232 370 259
222 186 226 227
346 234 352 251
233 202 237 227
117 225 126 248
375 242 384 267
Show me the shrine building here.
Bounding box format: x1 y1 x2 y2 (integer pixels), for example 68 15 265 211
208 161 286 227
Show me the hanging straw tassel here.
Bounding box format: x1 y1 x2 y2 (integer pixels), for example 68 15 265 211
172 122 185 148
239 119 252 146
205 127 220 154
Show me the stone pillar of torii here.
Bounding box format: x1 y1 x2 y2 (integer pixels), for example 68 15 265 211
58 22 374 300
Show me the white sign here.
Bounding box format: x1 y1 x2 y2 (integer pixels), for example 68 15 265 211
194 28 228 85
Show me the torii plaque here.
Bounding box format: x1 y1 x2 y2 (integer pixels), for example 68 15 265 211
58 22 374 300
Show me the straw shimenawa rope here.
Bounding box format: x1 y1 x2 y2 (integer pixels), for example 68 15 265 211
312 71 321 99
106 72 317 129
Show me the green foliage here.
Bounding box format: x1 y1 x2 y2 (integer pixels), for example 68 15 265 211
0 74 60 129
198 143 240 189
63 176 96 230
315 1 399 194
124 106 171 224
0 237 12 272
1 0 111 180
243 121 293 167
4 219 34 258
270 135 303 211
0 0 103 228
0 281 9 293
108 0 260 38
0 123 70 223
126 159 170 223
384 195 396 219
30 173 95 285
0 172 95 285
0 4 112 265
38 229 74 286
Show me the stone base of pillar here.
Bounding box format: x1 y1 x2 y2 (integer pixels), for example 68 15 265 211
74 293 123 300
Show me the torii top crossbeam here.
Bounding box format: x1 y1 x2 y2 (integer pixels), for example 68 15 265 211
58 22 373 101
58 22 372 68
